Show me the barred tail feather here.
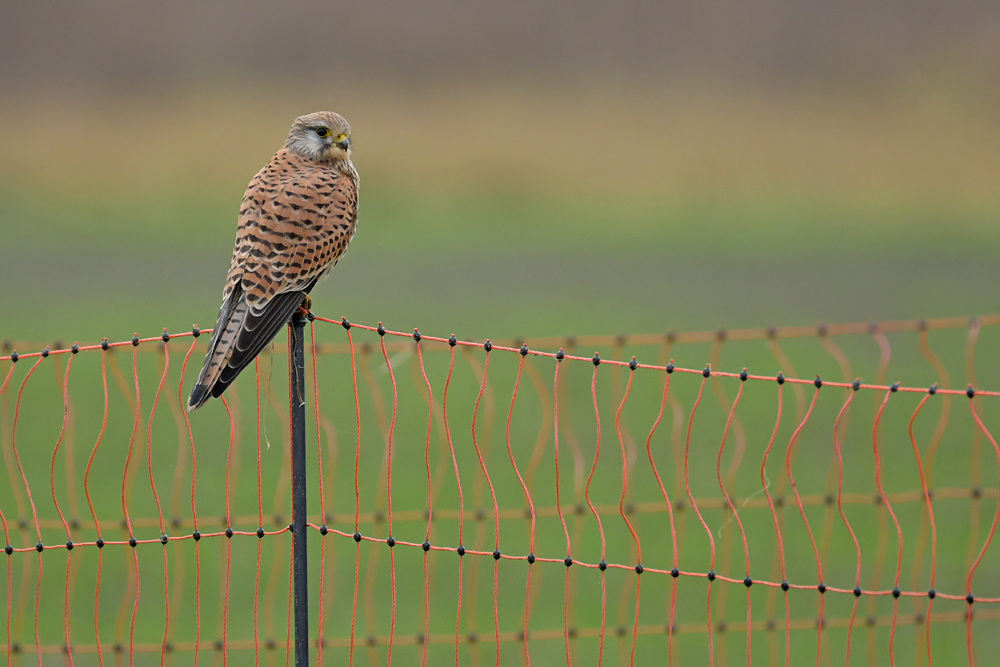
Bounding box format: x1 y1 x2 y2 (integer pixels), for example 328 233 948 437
187 280 315 412
186 291 247 412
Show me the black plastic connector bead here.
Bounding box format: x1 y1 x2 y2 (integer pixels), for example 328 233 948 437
854 586 862 597
968 385 975 398
457 545 465 556
413 329 421 342
422 540 430 552
34 541 43 552
598 559 606 571
629 357 637 370
818 583 826 594
306 311 314 321
225 527 233 539
744 577 752 588
776 372 785 385
192 326 200 338
781 581 789 591
740 369 748 381
131 334 139 346
257 527 265 538
319 525 328 536
967 594 975 605
564 556 573 567
526 553 535 564
128 537 136 548
10 351 18 362
852 379 861 391
671 567 679 578
377 323 385 336
65 540 73 551
892 587 900 598
341 317 351 330
192 530 201 541
702 365 711 377
96 538 104 549
484 340 492 352
160 534 168 545
814 376 822 388
666 361 674 374
928 589 936 599
929 384 938 395
387 536 395 547
101 339 109 351
161 330 170 342
635 563 644 574
41 347 49 358
448 334 457 347
521 344 529 357
353 531 362 542
890 382 900 393
493 549 501 560
3 545 11 555
71 343 79 354
555 349 564 360
592 353 600 366
707 570 716 581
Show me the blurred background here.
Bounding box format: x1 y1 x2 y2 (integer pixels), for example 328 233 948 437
2 1 999 343
3 3 1000 666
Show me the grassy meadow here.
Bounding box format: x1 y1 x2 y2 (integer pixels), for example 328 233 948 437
1 81 1000 664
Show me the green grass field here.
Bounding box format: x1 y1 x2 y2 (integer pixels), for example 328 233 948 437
2 85 1000 665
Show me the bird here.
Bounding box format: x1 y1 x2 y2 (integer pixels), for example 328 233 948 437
187 111 359 411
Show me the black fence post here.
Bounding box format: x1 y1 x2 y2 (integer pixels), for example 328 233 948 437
289 311 309 666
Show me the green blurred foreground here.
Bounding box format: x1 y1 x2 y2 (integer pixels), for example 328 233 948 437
1 316 999 665
1 83 1000 664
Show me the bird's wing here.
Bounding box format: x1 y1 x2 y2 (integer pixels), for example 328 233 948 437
187 150 358 410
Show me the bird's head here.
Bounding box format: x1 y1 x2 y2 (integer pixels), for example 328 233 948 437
285 111 352 162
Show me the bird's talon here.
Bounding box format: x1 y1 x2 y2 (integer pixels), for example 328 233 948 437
301 295 312 312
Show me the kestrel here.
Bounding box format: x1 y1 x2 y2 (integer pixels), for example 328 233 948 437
187 111 359 411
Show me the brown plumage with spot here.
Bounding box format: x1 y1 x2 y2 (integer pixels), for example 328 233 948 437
187 111 359 411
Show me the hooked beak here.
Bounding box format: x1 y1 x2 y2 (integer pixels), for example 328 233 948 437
336 137 351 150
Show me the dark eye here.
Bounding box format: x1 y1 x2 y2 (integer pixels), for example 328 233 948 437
315 128 330 137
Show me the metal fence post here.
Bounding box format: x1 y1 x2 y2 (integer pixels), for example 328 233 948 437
289 311 309 666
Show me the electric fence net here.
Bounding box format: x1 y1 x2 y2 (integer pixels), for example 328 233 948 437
1 313 999 666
